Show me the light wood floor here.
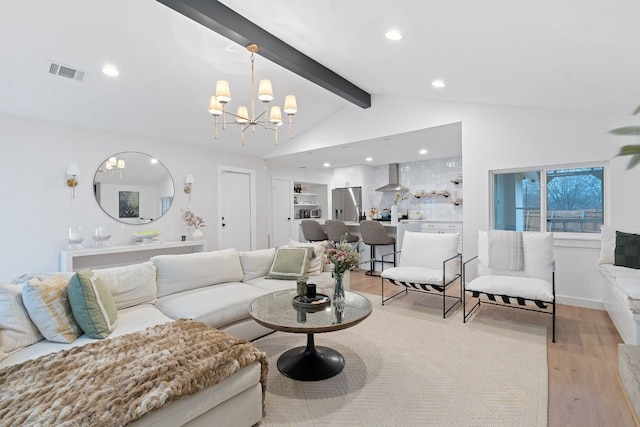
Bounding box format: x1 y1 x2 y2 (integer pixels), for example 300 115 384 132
349 269 637 427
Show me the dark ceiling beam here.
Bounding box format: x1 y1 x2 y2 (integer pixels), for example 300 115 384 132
156 0 371 109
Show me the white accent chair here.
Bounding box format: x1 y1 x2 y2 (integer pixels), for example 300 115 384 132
380 231 462 318
463 231 556 342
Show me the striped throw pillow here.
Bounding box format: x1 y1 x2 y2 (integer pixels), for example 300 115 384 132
22 275 82 343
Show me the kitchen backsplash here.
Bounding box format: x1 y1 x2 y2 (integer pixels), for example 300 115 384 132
371 156 462 221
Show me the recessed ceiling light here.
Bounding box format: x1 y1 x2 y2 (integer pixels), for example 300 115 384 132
431 79 445 89
323 162 331 168
419 149 428 155
385 30 402 41
365 157 373 162
102 64 119 77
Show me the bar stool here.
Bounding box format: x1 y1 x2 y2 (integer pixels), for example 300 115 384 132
359 220 396 276
300 219 328 242
324 220 359 244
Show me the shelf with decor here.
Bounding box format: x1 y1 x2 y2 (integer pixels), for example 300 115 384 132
413 190 450 198
293 181 327 219
450 178 463 185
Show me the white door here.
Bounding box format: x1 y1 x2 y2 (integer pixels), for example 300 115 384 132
272 177 292 247
218 167 255 251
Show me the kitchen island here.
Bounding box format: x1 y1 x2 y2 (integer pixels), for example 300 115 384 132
297 220 421 272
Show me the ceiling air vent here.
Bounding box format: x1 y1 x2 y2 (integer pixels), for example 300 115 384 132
48 61 85 82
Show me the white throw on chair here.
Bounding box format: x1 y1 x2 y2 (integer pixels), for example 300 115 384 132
380 231 462 318
463 230 556 342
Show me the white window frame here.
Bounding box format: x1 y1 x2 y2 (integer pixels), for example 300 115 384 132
490 161 609 239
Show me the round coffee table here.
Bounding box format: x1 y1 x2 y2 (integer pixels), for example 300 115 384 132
248 288 372 381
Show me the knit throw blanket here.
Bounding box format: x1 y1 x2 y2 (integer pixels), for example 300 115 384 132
0 319 268 426
488 230 525 271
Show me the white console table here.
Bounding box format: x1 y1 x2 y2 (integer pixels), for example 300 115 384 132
60 241 206 272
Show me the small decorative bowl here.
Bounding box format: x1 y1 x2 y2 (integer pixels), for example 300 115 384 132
133 231 160 242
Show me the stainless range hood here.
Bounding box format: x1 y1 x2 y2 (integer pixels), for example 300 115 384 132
375 163 409 192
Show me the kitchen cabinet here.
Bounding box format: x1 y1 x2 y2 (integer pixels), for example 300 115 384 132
333 165 363 188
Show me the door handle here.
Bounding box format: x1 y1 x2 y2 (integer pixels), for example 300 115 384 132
222 223 226 227
287 217 291 221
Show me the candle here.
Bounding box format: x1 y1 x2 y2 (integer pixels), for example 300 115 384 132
96 226 107 237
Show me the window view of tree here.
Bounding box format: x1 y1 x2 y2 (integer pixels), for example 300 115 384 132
493 166 604 233
546 167 603 232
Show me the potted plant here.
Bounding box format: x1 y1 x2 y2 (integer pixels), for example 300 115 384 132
183 210 206 240
609 105 640 169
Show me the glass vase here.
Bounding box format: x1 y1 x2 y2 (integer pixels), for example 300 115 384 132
333 273 345 308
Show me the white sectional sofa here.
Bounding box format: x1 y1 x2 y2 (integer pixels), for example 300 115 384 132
597 226 640 345
0 244 336 426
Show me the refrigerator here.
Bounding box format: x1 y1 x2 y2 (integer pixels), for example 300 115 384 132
332 187 362 222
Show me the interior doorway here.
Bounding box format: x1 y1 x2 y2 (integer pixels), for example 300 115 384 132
218 166 256 251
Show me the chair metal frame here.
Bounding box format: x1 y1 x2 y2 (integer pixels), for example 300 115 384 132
380 250 462 318
462 256 556 342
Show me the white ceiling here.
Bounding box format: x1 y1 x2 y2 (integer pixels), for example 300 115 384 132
2 1 639 170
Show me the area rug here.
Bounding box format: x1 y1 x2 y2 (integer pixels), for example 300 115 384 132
253 292 548 426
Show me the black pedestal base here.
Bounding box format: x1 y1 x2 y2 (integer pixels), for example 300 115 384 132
277 333 344 381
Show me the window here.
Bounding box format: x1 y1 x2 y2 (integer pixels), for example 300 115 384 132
492 165 604 233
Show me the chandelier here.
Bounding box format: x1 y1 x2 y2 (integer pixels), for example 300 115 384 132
208 44 297 145
98 156 125 178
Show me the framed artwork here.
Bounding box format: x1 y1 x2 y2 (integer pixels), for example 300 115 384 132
119 191 139 218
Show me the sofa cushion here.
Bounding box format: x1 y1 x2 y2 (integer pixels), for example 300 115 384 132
400 231 460 278
22 275 82 344
92 262 157 309
478 231 554 283
615 231 640 270
0 283 43 362
240 248 276 281
381 266 457 286
152 249 244 298
155 282 267 328
466 274 554 302
265 247 313 280
68 270 119 339
287 239 327 276
1 304 172 369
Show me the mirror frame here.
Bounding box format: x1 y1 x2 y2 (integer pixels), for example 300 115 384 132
93 151 175 225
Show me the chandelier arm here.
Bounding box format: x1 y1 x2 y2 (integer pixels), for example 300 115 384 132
253 110 267 122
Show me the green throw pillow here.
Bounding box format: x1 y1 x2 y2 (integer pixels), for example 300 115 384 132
615 231 640 270
68 269 119 339
265 247 313 280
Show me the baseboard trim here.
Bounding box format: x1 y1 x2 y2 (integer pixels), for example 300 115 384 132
556 295 603 310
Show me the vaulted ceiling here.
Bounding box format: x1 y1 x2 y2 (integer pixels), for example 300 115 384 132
2 1 639 169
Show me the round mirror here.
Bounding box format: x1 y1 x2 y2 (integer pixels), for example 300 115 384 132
93 152 174 225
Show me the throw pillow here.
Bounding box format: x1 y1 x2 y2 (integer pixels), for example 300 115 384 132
68 269 119 339
615 231 640 269
598 225 640 265
240 248 277 281
287 239 327 276
22 275 82 343
0 283 43 361
265 247 313 280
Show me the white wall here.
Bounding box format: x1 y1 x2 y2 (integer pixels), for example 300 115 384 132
3 94 639 309
0 113 272 281
286 95 640 308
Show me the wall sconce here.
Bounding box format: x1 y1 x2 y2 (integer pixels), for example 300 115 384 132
66 163 80 199
184 174 194 201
